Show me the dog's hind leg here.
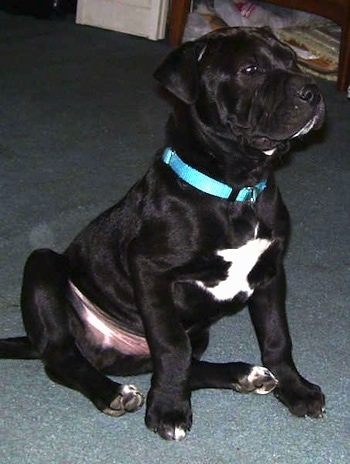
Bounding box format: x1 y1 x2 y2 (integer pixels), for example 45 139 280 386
20 248 144 416
0 336 39 359
189 359 278 395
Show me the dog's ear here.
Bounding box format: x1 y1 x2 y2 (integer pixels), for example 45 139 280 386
154 41 207 104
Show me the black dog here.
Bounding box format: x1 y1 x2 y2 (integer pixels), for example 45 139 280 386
0 27 325 441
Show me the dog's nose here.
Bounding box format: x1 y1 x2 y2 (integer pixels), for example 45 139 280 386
298 84 320 104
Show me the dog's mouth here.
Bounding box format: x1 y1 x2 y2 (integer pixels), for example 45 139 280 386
251 103 325 156
290 111 323 139
263 148 277 156
248 135 284 154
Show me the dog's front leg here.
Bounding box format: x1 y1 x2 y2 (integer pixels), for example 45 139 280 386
248 265 325 418
131 255 192 441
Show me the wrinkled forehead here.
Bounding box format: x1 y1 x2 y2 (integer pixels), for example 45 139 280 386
199 29 296 73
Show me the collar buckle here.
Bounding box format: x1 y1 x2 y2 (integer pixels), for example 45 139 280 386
247 186 257 204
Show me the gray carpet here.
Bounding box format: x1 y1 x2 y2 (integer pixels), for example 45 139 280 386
0 10 349 464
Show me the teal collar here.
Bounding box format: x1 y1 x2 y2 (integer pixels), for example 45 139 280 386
162 147 267 203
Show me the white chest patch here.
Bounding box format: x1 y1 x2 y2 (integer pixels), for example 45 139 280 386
195 238 272 301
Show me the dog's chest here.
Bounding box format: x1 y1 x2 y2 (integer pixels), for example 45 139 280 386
195 236 272 301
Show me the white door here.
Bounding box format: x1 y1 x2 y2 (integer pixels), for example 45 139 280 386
76 0 169 40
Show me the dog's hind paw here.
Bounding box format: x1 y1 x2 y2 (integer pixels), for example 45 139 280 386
103 384 144 417
234 366 278 395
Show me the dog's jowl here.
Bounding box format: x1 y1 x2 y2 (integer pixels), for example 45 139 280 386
0 27 326 441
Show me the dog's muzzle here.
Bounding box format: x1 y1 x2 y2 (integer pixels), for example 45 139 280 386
248 73 325 150
291 84 325 137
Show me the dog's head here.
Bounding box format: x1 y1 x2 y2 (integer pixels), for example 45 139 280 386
154 27 325 155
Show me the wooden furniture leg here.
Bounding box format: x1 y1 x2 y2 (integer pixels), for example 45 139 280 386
338 17 350 91
167 0 191 46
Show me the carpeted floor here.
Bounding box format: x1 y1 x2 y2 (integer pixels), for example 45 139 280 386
0 10 349 464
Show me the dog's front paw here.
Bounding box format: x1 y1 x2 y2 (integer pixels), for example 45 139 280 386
145 390 192 441
274 377 325 418
234 365 278 394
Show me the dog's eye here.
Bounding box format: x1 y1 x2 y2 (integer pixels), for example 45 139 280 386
242 65 258 75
